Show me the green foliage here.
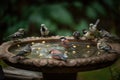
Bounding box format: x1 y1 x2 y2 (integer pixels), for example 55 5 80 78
49 4 74 26
91 2 106 15
73 1 83 9
78 68 111 80
4 21 29 37
56 29 72 36
109 59 120 80
86 6 97 19
0 60 8 68
0 0 119 38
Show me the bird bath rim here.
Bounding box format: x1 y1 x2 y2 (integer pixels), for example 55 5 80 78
0 36 118 73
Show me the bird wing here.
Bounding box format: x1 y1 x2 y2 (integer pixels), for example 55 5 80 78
16 51 27 56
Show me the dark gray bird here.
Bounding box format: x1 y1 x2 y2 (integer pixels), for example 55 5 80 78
49 49 68 61
8 28 25 41
40 24 49 37
14 44 32 57
89 19 100 33
73 31 80 40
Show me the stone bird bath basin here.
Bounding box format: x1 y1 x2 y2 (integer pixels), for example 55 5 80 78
0 36 119 80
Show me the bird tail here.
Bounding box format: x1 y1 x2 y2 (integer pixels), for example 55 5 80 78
61 57 67 61
95 19 100 26
108 49 118 53
60 54 68 61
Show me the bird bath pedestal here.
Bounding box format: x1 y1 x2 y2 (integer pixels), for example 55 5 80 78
0 36 119 80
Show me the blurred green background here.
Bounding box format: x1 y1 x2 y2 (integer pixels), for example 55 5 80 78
0 0 120 43
0 0 120 80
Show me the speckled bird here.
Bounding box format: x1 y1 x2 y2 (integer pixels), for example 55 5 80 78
49 49 68 61
8 28 25 40
97 38 116 52
73 31 80 40
14 44 32 57
89 19 100 33
40 24 49 37
82 29 94 40
99 29 113 38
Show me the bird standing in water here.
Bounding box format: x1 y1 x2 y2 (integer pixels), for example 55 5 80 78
60 37 71 48
14 44 32 58
7 28 25 41
97 38 116 53
49 49 68 61
40 24 49 37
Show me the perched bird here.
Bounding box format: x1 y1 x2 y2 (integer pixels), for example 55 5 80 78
7 28 25 41
60 37 71 48
99 29 113 38
82 29 88 35
82 29 94 40
97 38 116 52
89 19 100 33
99 29 120 43
73 31 80 40
14 44 32 57
49 49 68 61
40 24 49 37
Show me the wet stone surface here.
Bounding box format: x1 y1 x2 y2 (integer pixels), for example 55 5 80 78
9 41 104 59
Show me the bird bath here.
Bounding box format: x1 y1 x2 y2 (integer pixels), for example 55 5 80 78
0 36 119 80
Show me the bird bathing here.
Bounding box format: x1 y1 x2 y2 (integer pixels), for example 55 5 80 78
0 19 120 80
9 38 99 59
0 36 119 80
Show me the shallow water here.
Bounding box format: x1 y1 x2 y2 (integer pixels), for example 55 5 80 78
10 41 103 59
